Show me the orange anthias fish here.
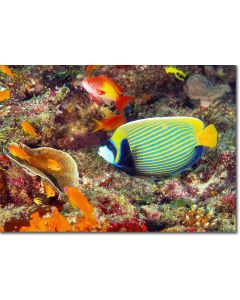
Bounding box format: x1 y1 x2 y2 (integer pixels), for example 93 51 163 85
47 159 61 171
42 181 56 198
64 186 96 222
0 89 10 102
82 75 134 113
92 114 126 133
0 65 14 78
8 144 29 161
21 121 37 138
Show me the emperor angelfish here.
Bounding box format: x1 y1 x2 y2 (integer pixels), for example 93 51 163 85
98 117 218 178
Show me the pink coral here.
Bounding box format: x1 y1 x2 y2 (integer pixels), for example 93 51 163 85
6 169 41 206
109 218 147 232
95 197 147 232
223 193 236 213
96 197 124 216
161 179 190 201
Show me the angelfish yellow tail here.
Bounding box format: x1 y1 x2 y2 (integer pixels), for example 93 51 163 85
92 118 103 133
198 124 218 148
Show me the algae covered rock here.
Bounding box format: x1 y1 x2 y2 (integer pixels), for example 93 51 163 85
184 74 231 108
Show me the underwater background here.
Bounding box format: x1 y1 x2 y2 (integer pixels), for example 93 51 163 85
0 65 236 232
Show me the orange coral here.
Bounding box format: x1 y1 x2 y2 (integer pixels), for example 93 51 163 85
183 205 216 231
74 217 109 232
18 207 104 233
20 210 72 232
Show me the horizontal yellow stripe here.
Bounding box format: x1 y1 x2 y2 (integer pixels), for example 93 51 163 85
136 152 195 172
136 151 195 171
137 129 194 150
129 123 165 139
129 120 194 138
128 121 158 136
134 141 193 160
136 136 196 155
136 151 194 167
130 126 193 149
129 122 194 141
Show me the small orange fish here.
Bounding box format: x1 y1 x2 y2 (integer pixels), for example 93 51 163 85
82 75 134 113
64 186 96 222
0 65 14 78
92 114 126 133
21 121 37 138
42 181 56 198
8 144 29 160
33 197 44 206
86 65 99 76
47 159 61 171
0 89 10 102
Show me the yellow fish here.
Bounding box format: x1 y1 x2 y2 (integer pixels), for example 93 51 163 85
164 66 188 81
33 197 44 206
0 65 14 78
98 117 218 178
0 89 10 102
8 144 30 161
43 181 56 198
47 159 61 171
21 121 38 138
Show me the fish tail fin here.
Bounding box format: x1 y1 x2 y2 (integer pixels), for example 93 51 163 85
92 118 103 133
198 124 218 148
116 95 134 113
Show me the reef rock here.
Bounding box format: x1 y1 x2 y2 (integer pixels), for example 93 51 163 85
184 74 231 108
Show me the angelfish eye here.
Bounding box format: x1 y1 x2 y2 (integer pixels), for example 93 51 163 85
106 140 117 158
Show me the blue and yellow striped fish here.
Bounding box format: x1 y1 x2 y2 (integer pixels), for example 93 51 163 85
98 117 218 178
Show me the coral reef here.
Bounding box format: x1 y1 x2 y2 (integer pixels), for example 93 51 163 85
0 65 236 232
184 74 231 108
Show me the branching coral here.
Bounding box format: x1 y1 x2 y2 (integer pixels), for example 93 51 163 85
183 205 217 232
